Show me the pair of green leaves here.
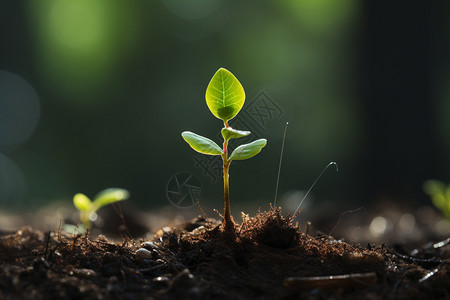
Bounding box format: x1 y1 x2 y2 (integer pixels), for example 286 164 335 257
182 68 266 161
73 188 130 227
73 188 129 212
182 130 266 161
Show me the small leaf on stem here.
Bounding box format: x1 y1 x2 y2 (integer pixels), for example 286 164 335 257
221 127 251 140
182 131 224 155
229 139 267 161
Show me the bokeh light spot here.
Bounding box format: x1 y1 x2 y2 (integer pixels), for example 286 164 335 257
0 70 40 147
49 0 103 51
274 0 358 33
369 216 387 237
89 211 98 222
436 219 450 235
398 213 415 233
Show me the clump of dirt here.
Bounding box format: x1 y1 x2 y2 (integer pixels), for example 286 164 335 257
0 208 449 299
240 209 299 248
160 208 389 298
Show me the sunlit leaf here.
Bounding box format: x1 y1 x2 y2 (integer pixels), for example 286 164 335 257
229 139 267 161
93 188 129 210
182 131 223 155
221 127 251 140
423 180 445 196
205 68 245 122
73 193 91 212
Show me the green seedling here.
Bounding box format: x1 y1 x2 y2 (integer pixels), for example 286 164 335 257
182 68 267 232
73 188 130 229
423 180 450 219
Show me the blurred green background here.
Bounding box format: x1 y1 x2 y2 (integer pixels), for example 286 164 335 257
1 0 449 218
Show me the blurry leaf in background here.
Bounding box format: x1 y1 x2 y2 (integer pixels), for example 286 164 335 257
72 188 129 229
423 180 450 219
274 0 358 33
27 0 142 104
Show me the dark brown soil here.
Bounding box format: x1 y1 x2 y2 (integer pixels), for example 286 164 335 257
1 208 449 299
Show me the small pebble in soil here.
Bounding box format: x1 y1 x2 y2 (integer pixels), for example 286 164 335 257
142 241 156 250
190 226 206 235
135 248 152 262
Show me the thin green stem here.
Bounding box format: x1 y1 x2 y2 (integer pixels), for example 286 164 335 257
222 132 234 232
223 160 232 230
80 211 90 228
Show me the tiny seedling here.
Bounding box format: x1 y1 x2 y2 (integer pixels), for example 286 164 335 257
73 188 130 230
423 180 450 219
182 68 267 232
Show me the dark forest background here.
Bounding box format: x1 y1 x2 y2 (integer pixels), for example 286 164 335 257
1 0 449 219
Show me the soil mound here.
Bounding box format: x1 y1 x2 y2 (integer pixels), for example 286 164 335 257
0 209 449 299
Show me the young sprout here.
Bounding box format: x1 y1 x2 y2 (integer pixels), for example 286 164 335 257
73 188 130 229
181 68 267 232
423 180 450 219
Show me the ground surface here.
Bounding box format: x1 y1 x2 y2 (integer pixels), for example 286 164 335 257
0 208 449 299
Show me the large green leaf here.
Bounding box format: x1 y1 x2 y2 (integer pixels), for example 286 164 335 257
229 139 267 161
73 193 92 212
221 127 251 140
182 131 223 155
93 188 129 210
205 68 245 122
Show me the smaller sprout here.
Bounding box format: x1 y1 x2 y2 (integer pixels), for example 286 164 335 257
423 180 450 219
73 188 130 229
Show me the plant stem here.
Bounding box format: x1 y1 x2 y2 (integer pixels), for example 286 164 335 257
223 160 233 231
222 132 234 232
81 212 90 229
